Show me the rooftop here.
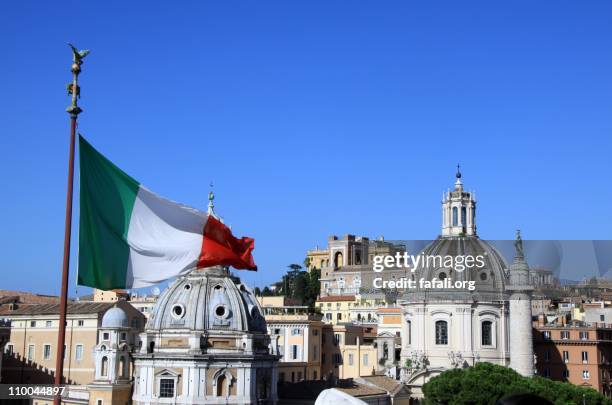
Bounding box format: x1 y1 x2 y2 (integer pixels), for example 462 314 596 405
317 295 356 302
0 302 116 317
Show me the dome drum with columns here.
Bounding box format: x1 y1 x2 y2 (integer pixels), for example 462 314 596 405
398 168 534 399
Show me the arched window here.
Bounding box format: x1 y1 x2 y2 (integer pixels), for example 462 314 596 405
355 250 362 265
482 321 493 346
216 374 227 397
101 356 108 377
334 252 343 269
452 207 458 226
461 207 467 226
435 321 448 345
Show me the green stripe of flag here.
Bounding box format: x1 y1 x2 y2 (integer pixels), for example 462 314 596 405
78 135 140 289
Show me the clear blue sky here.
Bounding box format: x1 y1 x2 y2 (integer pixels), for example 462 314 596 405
1 1 611 296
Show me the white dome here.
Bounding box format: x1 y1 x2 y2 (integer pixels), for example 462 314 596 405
147 266 267 333
102 306 129 328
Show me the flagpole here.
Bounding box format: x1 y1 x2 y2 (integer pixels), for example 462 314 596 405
54 43 88 405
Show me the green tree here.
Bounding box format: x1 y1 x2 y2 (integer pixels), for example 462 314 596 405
422 362 611 405
253 286 261 296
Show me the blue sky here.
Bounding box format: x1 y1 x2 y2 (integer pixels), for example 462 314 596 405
1 1 611 295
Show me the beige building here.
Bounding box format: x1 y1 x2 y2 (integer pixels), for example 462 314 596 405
264 305 325 382
0 301 144 386
93 289 129 302
306 246 330 271
316 295 356 324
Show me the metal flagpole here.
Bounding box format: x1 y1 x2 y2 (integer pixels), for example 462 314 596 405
54 43 89 405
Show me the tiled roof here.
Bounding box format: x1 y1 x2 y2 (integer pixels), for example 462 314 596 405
0 302 114 316
317 295 356 302
0 290 60 305
359 376 401 393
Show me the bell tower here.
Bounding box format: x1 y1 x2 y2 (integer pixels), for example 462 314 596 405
441 165 477 237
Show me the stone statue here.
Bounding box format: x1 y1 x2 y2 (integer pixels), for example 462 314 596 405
514 229 524 259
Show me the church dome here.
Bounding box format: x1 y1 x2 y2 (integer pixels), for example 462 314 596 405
146 266 266 333
409 236 509 296
102 306 129 328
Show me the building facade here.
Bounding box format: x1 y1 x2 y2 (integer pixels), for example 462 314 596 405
534 317 612 396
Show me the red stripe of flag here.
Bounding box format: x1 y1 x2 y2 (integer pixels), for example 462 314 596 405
197 216 257 271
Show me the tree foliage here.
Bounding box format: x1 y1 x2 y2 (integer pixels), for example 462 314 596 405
423 363 612 405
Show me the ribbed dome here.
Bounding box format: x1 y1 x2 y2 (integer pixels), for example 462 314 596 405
408 236 509 295
102 307 129 328
147 266 266 333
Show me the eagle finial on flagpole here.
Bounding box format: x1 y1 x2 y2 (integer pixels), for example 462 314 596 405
66 43 90 117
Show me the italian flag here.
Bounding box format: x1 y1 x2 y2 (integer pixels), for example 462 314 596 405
77 136 257 290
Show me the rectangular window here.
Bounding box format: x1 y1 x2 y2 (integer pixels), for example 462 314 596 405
544 368 550 377
75 345 83 361
334 334 341 345
45 321 52 327
561 331 570 340
363 354 369 366
297 371 302 381
6 344 13 355
563 370 570 378
583 370 590 379
78 320 84 327
159 378 175 398
103 332 110 341
563 351 569 363
278 345 284 358
326 313 332 321
27 344 35 361
274 328 281 335
30 321 36 328
292 345 298 360
292 328 301 336
313 345 318 359
348 353 354 366
582 351 589 363
313 370 317 380
43 344 51 360
580 331 589 340
435 321 448 345
601 314 605 322
544 350 550 361
543 331 551 340
337 313 342 320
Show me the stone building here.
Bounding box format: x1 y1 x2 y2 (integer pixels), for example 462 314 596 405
132 265 279 404
317 235 406 297
399 169 535 397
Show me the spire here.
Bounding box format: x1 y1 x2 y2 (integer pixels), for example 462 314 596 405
454 164 463 191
